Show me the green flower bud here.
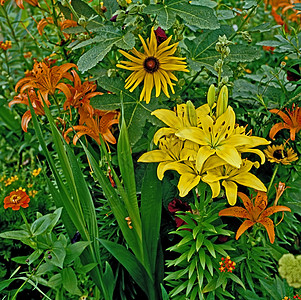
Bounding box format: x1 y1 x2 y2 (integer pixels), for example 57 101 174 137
207 84 216 109
216 85 228 117
186 100 197 127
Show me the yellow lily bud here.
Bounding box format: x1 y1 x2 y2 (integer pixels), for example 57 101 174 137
207 84 216 109
216 85 228 117
186 101 197 127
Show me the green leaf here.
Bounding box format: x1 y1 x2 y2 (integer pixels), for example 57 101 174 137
47 273 62 289
31 207 62 236
103 262 115 298
227 44 261 62
144 0 220 30
196 233 204 251
99 239 152 296
77 262 98 274
227 272 246 290
27 249 43 265
92 77 166 146
62 267 82 296
0 279 15 291
0 230 29 240
202 278 217 293
65 241 92 265
203 240 216 258
141 164 163 277
77 26 135 72
199 248 206 269
47 240 66 269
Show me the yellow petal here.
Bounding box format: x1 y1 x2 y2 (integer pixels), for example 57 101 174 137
196 146 215 171
222 180 238 205
232 173 267 192
216 145 241 168
153 128 176 145
152 109 182 128
204 180 220 198
178 173 201 197
137 150 172 163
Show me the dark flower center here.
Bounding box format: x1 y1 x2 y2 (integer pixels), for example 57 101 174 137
273 149 287 160
144 57 159 73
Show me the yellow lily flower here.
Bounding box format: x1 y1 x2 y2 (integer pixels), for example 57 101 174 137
152 102 210 144
176 106 270 171
202 159 267 205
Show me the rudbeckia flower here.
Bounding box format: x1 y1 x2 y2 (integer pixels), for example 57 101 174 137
269 104 301 141
202 159 267 205
264 144 298 165
4 188 30 210
116 27 189 104
218 191 291 243
15 61 77 103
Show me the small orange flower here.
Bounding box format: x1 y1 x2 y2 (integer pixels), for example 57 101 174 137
269 104 301 141
15 61 76 103
219 256 236 273
4 189 30 210
0 40 12 51
219 191 291 243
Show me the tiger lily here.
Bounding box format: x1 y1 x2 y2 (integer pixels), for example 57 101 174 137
269 104 301 141
219 191 291 243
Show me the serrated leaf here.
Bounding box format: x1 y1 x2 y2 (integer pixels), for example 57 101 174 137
144 0 220 30
227 44 261 62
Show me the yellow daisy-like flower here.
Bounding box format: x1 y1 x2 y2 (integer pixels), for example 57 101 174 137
32 168 42 177
264 144 298 165
116 27 189 104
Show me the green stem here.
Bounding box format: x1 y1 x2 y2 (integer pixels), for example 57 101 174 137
0 5 30 69
267 164 279 195
181 70 202 96
229 0 262 41
19 208 32 236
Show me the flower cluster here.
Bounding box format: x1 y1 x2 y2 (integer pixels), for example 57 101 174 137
10 60 119 146
4 175 18 186
0 40 11 51
219 256 236 273
278 253 301 288
138 86 269 205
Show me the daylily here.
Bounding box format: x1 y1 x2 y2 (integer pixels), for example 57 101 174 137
64 109 119 146
202 159 267 205
63 70 103 118
152 102 210 144
269 104 301 141
9 89 49 132
219 191 291 243
176 106 269 171
15 61 77 103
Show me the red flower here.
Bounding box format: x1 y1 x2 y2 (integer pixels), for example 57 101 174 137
168 198 191 228
154 27 168 45
4 189 30 210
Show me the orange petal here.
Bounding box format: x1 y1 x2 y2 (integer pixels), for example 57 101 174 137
236 220 255 240
260 205 291 219
237 192 254 214
269 122 291 140
254 191 268 211
270 109 292 125
258 217 275 243
21 110 32 132
219 207 249 218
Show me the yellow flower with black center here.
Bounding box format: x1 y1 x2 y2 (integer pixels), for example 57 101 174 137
264 144 298 165
116 27 189 104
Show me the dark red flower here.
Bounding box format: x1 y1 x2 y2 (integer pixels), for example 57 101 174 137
168 198 191 228
287 64 301 82
155 27 168 45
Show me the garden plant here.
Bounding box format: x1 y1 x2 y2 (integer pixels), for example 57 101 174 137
0 0 301 299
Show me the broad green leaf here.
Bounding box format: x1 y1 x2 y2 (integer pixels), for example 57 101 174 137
62 267 82 296
103 262 115 298
27 249 43 265
227 45 261 62
144 0 220 30
100 239 153 296
141 164 162 277
65 241 92 265
0 279 15 291
47 240 66 269
47 273 62 289
0 230 29 240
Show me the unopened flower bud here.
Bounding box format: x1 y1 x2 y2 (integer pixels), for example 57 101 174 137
78 16 87 27
207 84 216 108
186 100 197 127
216 85 228 117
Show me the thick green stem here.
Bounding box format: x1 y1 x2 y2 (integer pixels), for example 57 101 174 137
181 70 202 96
267 164 279 195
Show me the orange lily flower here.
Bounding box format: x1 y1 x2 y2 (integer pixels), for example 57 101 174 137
63 70 103 115
1 0 38 9
15 61 76 103
37 17 77 38
219 191 291 243
64 109 119 146
9 89 49 132
269 104 301 141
